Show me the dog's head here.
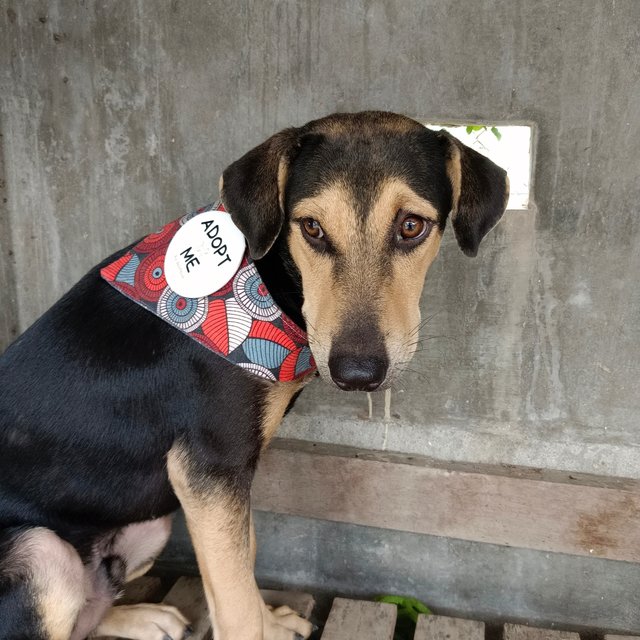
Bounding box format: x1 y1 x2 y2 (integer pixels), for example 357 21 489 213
221 111 508 391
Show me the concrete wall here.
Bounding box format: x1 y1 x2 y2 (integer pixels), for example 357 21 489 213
2 0 640 631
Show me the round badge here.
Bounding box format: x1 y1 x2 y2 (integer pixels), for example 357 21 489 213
164 210 246 298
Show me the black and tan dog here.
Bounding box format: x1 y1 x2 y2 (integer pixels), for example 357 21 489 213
0 111 508 640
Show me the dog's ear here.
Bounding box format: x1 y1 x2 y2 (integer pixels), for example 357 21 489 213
221 128 301 260
438 130 510 257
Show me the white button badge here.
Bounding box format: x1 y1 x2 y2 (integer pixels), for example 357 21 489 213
164 210 247 298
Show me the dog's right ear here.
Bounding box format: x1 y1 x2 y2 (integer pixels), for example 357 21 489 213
221 128 301 260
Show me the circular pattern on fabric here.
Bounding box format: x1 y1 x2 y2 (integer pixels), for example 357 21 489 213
281 313 308 345
238 362 276 381
157 289 207 332
233 265 280 321
135 220 180 252
212 276 234 297
134 253 168 301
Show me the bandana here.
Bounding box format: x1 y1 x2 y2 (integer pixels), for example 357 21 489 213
101 202 316 382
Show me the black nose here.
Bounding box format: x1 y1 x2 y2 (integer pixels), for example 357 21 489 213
328 354 388 391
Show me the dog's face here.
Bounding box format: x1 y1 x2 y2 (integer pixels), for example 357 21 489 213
222 112 509 391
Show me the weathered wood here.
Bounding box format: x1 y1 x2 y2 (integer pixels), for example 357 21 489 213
260 589 315 619
503 623 580 639
321 598 396 640
603 636 640 639
162 577 211 640
117 576 165 605
158 579 316 640
252 441 640 562
414 614 484 639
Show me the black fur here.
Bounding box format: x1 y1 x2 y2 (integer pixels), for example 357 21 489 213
0 111 507 637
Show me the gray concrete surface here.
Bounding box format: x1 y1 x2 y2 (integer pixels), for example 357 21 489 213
2 0 640 629
1 1 639 480
159 510 640 635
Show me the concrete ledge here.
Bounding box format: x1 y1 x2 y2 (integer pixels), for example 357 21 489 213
157 510 640 634
279 400 640 480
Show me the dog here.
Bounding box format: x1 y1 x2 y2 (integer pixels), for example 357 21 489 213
0 111 508 640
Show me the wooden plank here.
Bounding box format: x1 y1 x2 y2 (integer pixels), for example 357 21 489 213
162 577 211 640
117 576 165 605
604 636 640 639
414 614 484 639
321 598 396 640
159 579 314 640
253 440 640 563
503 623 580 639
260 589 315 619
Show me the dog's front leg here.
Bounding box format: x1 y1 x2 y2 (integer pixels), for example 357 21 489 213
168 444 262 640
168 445 311 640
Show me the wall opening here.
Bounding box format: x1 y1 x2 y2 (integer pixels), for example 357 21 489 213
424 123 533 210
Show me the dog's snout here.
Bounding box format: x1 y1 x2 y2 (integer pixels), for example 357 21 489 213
328 353 388 391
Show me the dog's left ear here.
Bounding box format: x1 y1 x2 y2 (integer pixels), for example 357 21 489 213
438 131 510 257
221 127 301 260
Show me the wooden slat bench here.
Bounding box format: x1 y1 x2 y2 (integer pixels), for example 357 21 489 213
102 576 640 639
414 614 484 639
321 597 397 639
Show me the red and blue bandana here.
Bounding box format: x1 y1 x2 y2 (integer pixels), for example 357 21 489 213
101 202 316 382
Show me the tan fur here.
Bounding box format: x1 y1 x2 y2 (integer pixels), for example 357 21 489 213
287 183 353 375
91 603 190 640
445 142 462 216
315 111 420 138
112 515 173 582
504 174 511 209
168 445 258 639
261 379 308 447
7 529 86 640
277 157 288 213
167 447 312 640
288 177 442 383
124 561 155 583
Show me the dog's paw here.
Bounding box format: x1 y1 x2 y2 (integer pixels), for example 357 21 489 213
263 605 313 640
92 603 191 640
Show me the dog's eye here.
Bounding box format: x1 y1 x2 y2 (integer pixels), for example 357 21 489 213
300 218 325 240
397 213 433 245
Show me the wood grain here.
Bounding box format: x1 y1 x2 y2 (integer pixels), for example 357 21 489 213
321 598 397 640
261 589 316 619
414 614 484 639
163 577 211 640
253 441 640 563
116 576 164 605
503 623 580 639
159 579 317 640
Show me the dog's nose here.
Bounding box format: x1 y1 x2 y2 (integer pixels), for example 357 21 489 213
328 354 388 391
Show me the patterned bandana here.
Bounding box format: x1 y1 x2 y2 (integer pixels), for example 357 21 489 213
101 202 316 382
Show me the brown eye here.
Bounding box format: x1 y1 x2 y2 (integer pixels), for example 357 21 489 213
397 213 433 245
301 218 324 240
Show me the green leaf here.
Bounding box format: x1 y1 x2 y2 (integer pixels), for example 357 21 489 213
376 595 407 606
375 594 433 623
408 598 432 614
490 126 502 140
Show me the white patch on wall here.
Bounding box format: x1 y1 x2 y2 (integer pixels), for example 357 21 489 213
424 123 533 210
